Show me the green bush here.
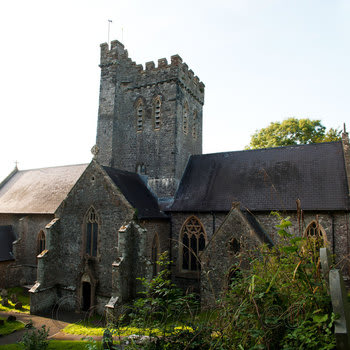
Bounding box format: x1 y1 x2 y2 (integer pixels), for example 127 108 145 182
19 325 50 350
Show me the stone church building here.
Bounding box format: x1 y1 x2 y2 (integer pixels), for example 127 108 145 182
0 40 349 314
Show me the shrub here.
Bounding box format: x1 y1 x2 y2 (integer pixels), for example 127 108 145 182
19 325 50 350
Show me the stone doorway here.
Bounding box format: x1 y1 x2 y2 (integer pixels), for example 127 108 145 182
82 282 91 311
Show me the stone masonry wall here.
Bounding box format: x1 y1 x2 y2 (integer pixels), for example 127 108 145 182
48 161 135 312
96 40 204 198
0 213 53 287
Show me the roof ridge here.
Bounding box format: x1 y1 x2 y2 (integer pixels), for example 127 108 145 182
198 140 342 158
16 163 89 172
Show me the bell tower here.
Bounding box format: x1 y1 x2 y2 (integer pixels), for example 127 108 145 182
96 40 205 199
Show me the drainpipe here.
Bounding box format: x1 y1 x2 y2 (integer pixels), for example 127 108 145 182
331 214 335 255
212 212 216 236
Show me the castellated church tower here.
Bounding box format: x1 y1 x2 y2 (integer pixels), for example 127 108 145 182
95 40 205 199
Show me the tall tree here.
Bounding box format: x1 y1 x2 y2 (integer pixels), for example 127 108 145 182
246 118 341 149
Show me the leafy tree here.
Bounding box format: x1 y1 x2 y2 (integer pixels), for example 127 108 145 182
246 118 341 149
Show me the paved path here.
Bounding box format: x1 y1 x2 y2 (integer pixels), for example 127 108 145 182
0 311 108 346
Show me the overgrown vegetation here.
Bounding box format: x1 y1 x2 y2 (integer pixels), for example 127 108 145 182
0 287 30 314
0 316 25 336
18 325 50 350
0 341 98 350
65 215 336 349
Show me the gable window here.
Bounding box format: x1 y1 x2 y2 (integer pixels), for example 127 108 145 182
153 97 161 130
151 233 160 277
136 100 144 131
180 216 206 271
37 230 46 255
183 102 189 135
192 110 197 139
85 207 99 257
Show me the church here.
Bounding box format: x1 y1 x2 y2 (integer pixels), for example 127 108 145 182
0 40 349 314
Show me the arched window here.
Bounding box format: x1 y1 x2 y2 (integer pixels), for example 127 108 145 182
192 110 197 139
180 216 206 271
183 102 189 135
151 233 160 277
303 220 328 249
37 231 46 255
136 163 146 175
136 99 144 131
304 220 326 239
85 207 99 257
153 97 161 130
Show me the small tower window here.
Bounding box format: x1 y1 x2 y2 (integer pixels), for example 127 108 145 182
153 97 161 130
85 207 99 257
136 163 146 175
136 100 144 131
180 216 206 271
37 231 46 255
192 110 197 139
183 102 189 135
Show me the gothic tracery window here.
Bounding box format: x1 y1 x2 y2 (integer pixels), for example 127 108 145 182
136 99 144 131
181 216 206 271
37 230 46 255
183 102 189 135
85 207 99 257
304 220 327 248
153 97 161 130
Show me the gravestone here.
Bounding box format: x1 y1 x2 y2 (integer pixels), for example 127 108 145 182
329 269 350 349
14 302 22 310
10 293 17 303
320 247 331 291
1 297 9 307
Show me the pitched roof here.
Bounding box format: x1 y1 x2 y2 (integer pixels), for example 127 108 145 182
0 226 16 262
0 164 88 214
171 141 349 212
103 166 167 219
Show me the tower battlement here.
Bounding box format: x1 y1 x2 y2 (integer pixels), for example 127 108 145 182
99 40 205 104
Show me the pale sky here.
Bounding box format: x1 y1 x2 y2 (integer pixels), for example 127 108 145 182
0 0 349 181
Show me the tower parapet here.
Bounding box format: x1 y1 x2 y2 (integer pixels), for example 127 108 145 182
99 41 205 105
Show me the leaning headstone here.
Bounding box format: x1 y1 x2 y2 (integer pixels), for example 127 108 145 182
320 247 332 291
14 301 22 310
1 297 9 307
10 293 17 303
7 315 16 322
329 269 350 350
102 329 113 349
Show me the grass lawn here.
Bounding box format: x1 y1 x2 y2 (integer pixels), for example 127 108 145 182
0 340 100 349
0 317 25 336
63 321 193 337
0 287 30 314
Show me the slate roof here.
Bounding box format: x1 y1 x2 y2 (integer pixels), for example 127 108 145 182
103 166 167 219
0 164 88 214
0 226 16 262
171 141 349 212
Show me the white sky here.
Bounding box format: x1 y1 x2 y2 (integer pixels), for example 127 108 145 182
0 0 349 181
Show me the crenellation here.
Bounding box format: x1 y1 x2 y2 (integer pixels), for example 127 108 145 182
188 69 194 79
158 58 168 68
146 61 155 70
135 64 143 72
171 54 183 66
